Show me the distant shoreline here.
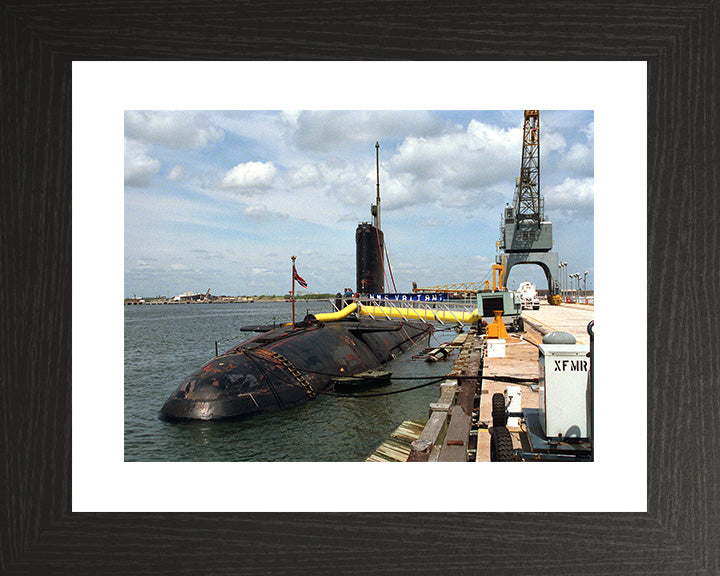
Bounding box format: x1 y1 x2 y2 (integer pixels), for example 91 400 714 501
123 295 335 305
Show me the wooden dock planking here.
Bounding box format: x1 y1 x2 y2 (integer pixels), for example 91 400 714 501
475 325 543 461
366 420 425 462
437 341 482 461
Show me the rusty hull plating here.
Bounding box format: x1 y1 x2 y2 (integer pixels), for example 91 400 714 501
159 317 433 422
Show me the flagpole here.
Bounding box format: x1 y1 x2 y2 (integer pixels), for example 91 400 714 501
291 255 296 327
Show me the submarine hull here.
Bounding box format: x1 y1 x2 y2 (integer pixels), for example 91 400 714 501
159 318 433 422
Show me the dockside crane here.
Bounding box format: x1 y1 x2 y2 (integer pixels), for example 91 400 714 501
514 110 542 227
497 110 561 304
414 111 560 304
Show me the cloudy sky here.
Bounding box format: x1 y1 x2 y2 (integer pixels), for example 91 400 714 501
124 110 593 298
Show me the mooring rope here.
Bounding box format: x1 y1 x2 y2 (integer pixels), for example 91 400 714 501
314 376 448 398
241 348 451 398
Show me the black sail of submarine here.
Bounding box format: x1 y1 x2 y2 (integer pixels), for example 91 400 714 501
159 141 430 422
356 223 384 294
356 141 385 295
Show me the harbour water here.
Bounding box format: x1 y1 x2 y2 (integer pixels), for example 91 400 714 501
124 301 456 461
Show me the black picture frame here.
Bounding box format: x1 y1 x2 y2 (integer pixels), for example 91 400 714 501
2 2 718 574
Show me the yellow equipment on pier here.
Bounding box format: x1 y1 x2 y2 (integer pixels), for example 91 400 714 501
412 258 506 295
485 310 509 339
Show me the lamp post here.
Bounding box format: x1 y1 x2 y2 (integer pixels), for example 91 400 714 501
583 270 588 303
576 274 580 303
561 262 568 302
558 263 563 301
575 274 580 303
579 273 583 303
565 273 570 302
576 274 581 303
566 265 571 302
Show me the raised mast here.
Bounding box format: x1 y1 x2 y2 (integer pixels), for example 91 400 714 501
372 141 381 230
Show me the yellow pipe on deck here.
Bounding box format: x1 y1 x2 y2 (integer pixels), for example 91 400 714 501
358 305 478 324
313 303 358 322
314 302 478 325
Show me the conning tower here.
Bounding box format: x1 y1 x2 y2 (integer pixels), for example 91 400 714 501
356 142 385 294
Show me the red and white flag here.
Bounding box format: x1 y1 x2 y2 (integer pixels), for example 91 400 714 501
293 267 307 289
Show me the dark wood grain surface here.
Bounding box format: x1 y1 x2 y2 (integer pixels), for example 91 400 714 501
2 1 718 574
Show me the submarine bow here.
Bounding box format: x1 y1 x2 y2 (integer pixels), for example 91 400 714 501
160 318 433 422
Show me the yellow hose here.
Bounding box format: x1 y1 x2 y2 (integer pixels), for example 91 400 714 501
313 303 358 322
314 301 478 324
358 304 478 324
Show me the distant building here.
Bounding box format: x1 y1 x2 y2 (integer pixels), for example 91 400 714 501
172 291 217 302
124 297 145 305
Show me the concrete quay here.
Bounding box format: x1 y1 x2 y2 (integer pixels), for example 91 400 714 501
521 302 594 344
370 303 594 462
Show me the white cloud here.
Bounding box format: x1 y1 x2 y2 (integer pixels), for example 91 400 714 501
545 177 594 220
541 130 567 153
290 164 321 186
124 139 160 187
315 162 370 207
378 172 433 210
559 142 594 174
167 165 183 181
243 204 288 221
125 111 224 149
268 118 525 217
209 111 291 150
222 161 278 191
391 120 520 191
293 110 443 151
281 110 301 126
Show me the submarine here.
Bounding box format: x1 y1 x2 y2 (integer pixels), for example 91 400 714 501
159 142 435 422
159 306 433 421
